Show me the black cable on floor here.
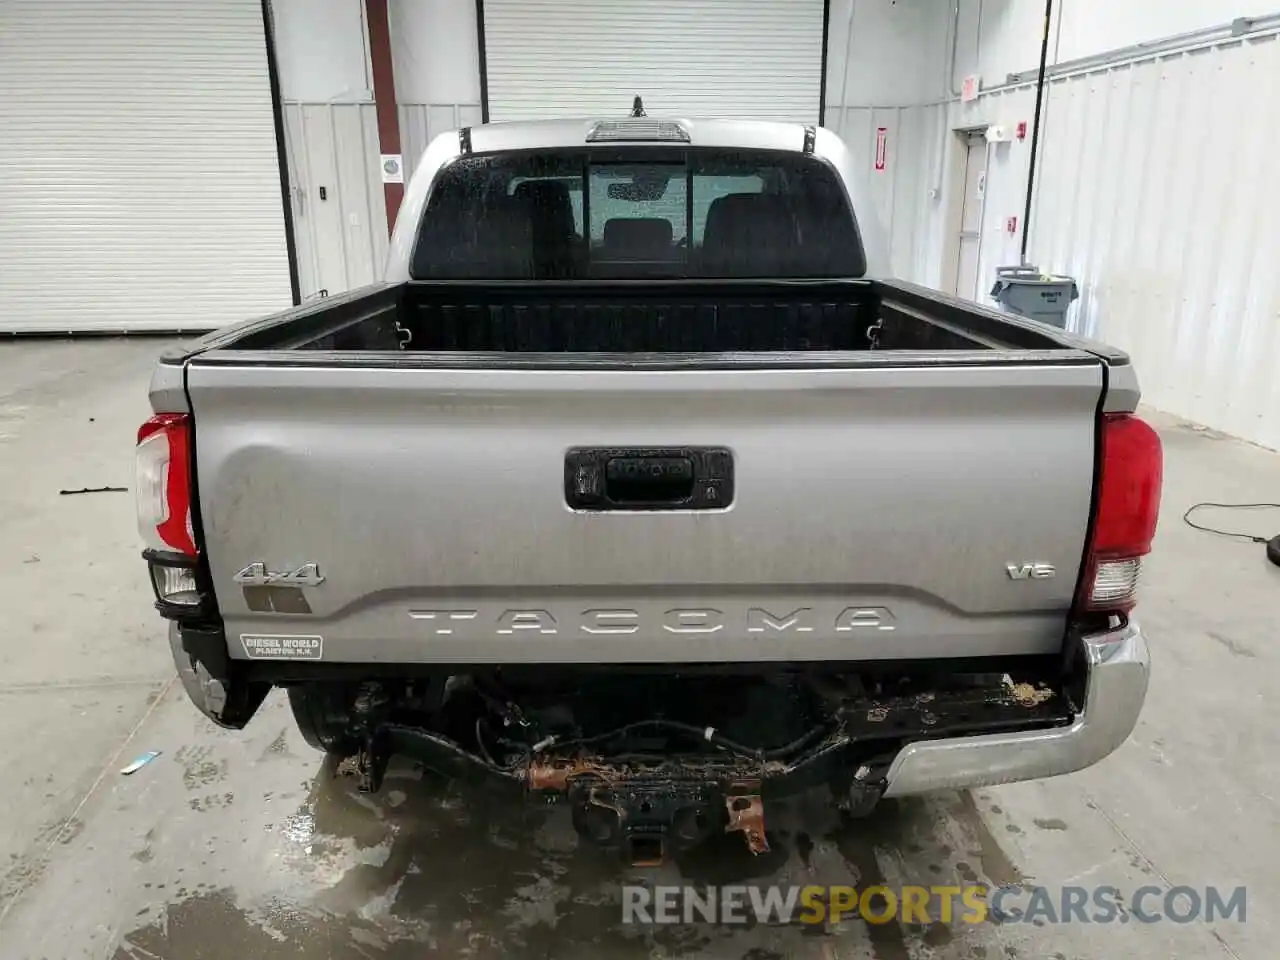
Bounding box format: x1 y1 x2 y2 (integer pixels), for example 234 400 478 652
1182 502 1280 543
1182 503 1280 567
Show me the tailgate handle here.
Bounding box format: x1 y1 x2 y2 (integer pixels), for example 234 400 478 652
605 457 694 503
564 447 733 511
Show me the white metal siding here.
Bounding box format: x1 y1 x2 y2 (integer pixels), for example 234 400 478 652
399 102 485 184
943 31 1280 450
482 0 826 123
829 103 943 282
279 101 481 300
0 0 292 333
282 103 389 299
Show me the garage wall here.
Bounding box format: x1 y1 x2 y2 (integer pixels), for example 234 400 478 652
273 0 383 299
272 0 372 101
272 0 950 290
937 7 1280 449
826 0 951 106
0 0 293 333
390 1 485 182
952 0 1260 87
826 104 944 281
273 0 482 297
280 102 388 300
391 0 482 106
822 0 951 280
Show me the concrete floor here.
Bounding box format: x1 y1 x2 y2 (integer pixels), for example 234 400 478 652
0 339 1277 960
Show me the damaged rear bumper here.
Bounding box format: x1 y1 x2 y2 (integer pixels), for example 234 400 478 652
882 620 1149 796
169 618 1148 804
167 617 1147 862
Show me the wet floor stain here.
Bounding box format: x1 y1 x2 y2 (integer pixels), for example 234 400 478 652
794 832 815 870
955 793 1023 888
189 792 236 813
55 817 84 845
827 801 917 960
0 854 45 904
103 759 1027 960
130 828 157 864
113 888 423 960
176 745 230 791
922 921 953 946
183 760 229 791
1032 818 1068 832
261 728 294 760
1207 631 1256 659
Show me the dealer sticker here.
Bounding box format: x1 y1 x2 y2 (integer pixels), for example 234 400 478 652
240 634 324 660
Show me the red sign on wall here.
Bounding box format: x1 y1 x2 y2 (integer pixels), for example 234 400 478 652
875 127 888 172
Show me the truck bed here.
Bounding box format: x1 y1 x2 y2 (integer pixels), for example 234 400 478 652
198 279 1100 356
167 278 1118 669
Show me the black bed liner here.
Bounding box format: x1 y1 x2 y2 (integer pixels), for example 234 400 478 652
400 283 877 352
230 281 1002 354
167 278 1130 364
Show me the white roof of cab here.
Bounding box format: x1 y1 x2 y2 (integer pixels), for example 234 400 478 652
466 116 811 154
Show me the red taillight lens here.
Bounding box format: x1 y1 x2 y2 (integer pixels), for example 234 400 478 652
136 413 196 557
1082 413 1163 613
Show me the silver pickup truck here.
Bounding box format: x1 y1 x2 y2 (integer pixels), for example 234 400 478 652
138 117 1161 865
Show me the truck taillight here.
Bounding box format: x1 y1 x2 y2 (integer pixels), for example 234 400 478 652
136 413 197 558
1082 413 1163 614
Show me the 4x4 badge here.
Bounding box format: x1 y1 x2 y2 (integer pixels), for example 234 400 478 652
233 562 325 587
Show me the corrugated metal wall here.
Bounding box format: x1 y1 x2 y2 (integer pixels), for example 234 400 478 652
828 104 944 282
282 103 387 300
281 101 478 299
952 30 1280 449
399 103 483 184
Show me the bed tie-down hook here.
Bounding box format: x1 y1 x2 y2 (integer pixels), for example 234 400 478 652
866 317 883 349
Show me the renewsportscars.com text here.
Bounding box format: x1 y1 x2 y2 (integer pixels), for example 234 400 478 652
622 884 1247 926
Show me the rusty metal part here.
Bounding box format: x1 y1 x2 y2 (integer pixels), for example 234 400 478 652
525 746 771 792
587 784 625 820
839 678 1070 742
725 790 769 855
526 755 620 791
335 730 390 794
357 674 1072 816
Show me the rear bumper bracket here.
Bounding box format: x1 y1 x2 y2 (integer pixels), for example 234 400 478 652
881 620 1149 796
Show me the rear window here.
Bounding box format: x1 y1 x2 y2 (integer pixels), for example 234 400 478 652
410 149 866 280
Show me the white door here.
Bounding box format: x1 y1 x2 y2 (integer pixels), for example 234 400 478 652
954 133 988 301
481 0 826 123
0 0 292 333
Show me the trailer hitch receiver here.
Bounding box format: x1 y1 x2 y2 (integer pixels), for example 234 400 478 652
568 780 725 865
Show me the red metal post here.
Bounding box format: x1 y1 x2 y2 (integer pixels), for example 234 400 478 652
365 0 403 234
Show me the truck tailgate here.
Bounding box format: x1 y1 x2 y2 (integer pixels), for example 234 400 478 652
185 358 1103 664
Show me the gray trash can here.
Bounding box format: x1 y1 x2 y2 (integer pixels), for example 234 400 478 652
990 265 1079 329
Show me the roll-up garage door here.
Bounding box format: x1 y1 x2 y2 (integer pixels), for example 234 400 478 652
0 0 293 333
481 0 826 124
